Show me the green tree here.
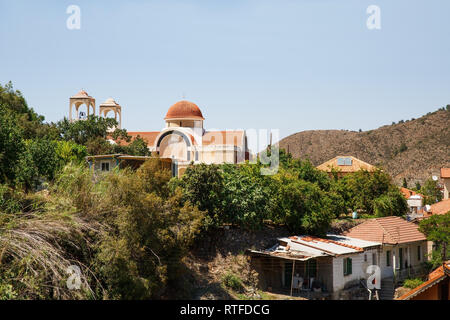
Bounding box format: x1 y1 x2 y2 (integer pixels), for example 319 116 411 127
177 163 225 229
0 108 25 184
220 163 270 229
55 140 87 166
15 139 60 190
95 160 205 299
269 169 334 235
415 182 421 191
0 82 58 140
402 178 408 188
373 189 408 217
419 213 450 267
421 178 443 205
57 116 127 146
113 135 151 156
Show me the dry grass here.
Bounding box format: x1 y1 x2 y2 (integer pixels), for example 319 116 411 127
0 211 103 299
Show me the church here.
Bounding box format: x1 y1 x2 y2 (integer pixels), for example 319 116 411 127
70 90 250 176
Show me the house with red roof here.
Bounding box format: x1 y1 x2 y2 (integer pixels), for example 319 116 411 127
344 216 428 282
316 156 377 178
425 198 450 217
400 187 425 220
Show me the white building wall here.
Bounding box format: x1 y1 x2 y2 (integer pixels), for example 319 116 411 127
332 248 379 292
379 241 428 280
379 246 395 279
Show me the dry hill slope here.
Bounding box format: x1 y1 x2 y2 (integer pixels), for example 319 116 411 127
279 109 450 185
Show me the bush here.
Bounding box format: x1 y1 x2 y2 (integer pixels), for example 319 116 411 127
0 184 24 213
403 278 424 289
1 160 206 300
222 272 244 292
92 160 205 299
399 143 407 153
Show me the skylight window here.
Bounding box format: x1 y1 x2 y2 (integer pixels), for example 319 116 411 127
337 157 352 166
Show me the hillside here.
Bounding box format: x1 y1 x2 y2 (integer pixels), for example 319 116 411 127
279 109 450 185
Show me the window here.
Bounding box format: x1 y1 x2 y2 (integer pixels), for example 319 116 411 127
417 246 421 261
101 162 110 172
195 151 199 161
337 157 352 166
386 250 391 267
372 253 377 265
364 254 367 262
398 248 403 270
343 258 352 276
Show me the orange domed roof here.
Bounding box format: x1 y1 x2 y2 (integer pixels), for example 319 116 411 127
165 100 204 120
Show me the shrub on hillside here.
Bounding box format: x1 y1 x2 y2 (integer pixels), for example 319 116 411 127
222 272 245 292
403 278 424 289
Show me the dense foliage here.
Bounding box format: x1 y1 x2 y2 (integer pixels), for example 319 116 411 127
0 160 204 299
419 212 450 268
0 82 151 190
175 148 407 235
420 178 443 205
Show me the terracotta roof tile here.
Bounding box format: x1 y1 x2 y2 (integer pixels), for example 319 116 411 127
441 168 450 179
316 156 377 173
165 100 204 120
397 262 450 300
400 187 423 199
344 216 426 244
427 199 450 216
126 132 160 146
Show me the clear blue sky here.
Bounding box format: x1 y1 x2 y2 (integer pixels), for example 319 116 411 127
1 0 449 142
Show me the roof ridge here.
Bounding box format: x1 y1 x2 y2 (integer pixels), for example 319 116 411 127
375 217 399 244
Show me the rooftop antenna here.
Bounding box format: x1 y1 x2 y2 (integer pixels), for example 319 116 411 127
182 92 186 99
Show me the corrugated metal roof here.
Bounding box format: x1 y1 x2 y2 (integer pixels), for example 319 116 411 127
248 234 381 261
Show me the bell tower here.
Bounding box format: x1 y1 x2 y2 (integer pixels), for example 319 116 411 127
69 90 95 122
99 98 122 129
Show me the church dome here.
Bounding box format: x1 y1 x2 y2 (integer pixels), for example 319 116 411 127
165 100 204 120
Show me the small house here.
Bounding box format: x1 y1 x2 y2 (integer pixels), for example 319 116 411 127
344 216 428 282
86 154 173 175
247 234 381 298
400 187 425 220
316 156 377 178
